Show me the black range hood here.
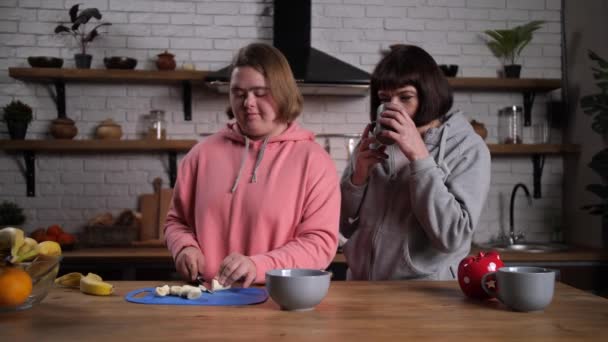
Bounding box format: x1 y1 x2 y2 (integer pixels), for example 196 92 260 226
205 0 370 96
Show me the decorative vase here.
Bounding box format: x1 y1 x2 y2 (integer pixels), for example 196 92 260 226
156 50 176 71
95 119 123 140
6 121 29 140
504 64 521 78
470 120 488 140
50 117 78 139
74 54 92 69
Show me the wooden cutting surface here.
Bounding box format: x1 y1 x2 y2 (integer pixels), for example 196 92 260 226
1 281 606 341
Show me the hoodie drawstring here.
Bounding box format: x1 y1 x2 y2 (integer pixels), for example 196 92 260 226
437 124 451 178
231 136 250 193
251 136 269 183
230 136 270 193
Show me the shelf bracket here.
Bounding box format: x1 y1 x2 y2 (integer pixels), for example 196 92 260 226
24 150 36 197
531 154 545 199
52 80 66 119
168 151 177 188
182 81 192 121
522 91 535 127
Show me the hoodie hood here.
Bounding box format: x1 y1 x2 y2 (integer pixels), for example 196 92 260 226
422 110 470 147
219 122 314 192
221 121 314 145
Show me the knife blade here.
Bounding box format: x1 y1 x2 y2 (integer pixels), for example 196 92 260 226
196 275 214 294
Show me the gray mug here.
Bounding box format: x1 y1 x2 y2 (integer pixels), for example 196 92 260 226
372 103 395 145
481 266 556 312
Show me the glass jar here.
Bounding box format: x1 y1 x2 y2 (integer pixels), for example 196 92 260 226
147 109 166 140
498 105 523 144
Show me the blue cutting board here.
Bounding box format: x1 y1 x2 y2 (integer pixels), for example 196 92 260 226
125 287 268 306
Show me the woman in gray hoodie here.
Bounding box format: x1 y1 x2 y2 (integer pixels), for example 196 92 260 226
340 45 491 280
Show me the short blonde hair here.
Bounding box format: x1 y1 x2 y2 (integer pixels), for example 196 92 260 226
226 43 303 123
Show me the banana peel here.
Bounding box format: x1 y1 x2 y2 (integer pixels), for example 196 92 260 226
55 272 84 288
80 273 114 296
0 227 25 263
13 237 39 263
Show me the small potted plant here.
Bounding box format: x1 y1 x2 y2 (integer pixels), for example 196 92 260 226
54 4 111 69
0 201 26 228
2 100 33 140
483 21 544 78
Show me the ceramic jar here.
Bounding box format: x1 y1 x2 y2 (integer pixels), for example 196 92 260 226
470 120 488 140
50 117 77 139
156 50 176 71
95 119 123 140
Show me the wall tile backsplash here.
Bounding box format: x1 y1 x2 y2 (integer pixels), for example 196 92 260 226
0 0 563 244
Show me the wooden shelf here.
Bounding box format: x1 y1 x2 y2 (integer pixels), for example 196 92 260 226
488 144 580 155
0 140 579 155
446 77 561 127
8 67 208 84
1 140 579 198
0 139 197 152
8 67 208 121
0 139 198 196
447 77 561 92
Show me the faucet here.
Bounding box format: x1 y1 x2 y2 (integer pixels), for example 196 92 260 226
508 183 532 245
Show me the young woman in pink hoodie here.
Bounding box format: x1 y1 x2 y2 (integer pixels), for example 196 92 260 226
164 43 340 288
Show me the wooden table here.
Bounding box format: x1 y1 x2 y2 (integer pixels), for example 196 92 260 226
0 281 606 341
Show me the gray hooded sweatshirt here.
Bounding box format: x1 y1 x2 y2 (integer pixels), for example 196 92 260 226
340 111 491 280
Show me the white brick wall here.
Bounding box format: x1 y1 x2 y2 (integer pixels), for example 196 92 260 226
0 0 563 245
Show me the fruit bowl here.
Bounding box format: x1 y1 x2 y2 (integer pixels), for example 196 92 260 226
0 255 62 312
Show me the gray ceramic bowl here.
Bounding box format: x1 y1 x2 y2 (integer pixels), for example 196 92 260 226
265 269 331 311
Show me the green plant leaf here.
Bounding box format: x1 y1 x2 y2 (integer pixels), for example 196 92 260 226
588 148 608 181
69 4 79 23
482 21 544 65
54 25 71 34
586 184 608 199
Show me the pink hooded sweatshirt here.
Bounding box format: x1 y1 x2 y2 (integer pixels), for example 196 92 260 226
164 122 340 283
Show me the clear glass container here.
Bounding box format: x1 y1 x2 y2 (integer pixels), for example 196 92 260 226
147 109 166 140
498 105 523 144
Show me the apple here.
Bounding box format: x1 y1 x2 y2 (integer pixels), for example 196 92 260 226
457 251 504 300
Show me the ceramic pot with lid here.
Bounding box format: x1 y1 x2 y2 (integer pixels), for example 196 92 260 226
95 119 123 140
50 118 78 139
156 50 176 71
470 120 488 140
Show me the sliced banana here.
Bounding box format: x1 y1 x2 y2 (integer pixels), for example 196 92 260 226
154 284 170 297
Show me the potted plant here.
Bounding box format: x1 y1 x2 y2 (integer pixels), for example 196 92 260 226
580 50 608 246
483 21 544 78
54 4 111 69
2 100 33 140
0 201 26 228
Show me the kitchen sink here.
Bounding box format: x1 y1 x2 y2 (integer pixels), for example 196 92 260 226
476 242 570 253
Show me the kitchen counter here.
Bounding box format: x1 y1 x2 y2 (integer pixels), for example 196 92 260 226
1 281 607 341
59 247 608 293
62 246 608 264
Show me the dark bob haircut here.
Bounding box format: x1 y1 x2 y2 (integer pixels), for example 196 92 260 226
370 44 453 126
225 43 303 123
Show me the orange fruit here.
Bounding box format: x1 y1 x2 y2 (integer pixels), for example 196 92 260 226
0 267 33 307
